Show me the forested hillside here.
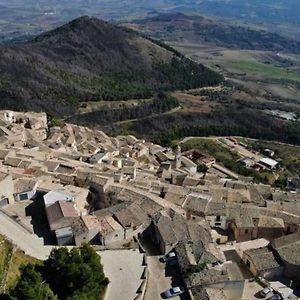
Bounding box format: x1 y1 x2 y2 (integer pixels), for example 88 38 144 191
0 16 222 116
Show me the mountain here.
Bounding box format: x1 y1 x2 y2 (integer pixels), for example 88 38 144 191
0 16 222 116
124 12 300 54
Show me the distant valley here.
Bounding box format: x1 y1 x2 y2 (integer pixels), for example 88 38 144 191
1 0 300 42
123 12 300 104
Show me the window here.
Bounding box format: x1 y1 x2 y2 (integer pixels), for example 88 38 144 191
215 222 221 226
19 193 28 201
245 229 249 234
216 216 221 221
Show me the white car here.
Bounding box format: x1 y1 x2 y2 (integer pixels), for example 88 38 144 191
163 286 184 298
162 252 176 263
260 287 273 297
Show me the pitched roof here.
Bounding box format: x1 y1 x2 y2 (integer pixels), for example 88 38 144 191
14 178 37 194
185 268 229 288
258 215 284 228
183 192 211 214
244 247 280 271
271 233 300 265
113 202 149 228
97 215 123 235
154 210 189 246
46 200 78 227
205 201 227 216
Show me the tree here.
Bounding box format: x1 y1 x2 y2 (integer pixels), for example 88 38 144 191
11 265 56 300
43 244 108 300
197 164 208 173
1 245 108 300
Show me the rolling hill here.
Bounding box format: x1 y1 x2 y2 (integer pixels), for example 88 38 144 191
0 16 222 115
124 12 300 53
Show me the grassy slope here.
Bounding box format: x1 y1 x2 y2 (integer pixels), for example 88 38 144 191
180 138 238 161
0 237 13 287
6 249 41 289
0 235 40 292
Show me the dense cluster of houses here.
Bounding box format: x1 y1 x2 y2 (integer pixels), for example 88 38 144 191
0 110 299 299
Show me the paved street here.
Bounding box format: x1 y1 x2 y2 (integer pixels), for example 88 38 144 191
100 249 144 300
145 255 190 300
144 255 175 300
140 236 188 300
0 210 53 260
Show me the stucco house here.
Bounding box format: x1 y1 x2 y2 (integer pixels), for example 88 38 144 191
113 202 150 240
243 247 283 279
44 190 75 207
89 151 109 164
13 178 38 201
45 200 79 231
205 201 227 230
97 215 124 246
270 233 300 281
43 185 90 215
183 192 211 221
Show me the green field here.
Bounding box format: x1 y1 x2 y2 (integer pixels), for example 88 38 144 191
230 60 300 83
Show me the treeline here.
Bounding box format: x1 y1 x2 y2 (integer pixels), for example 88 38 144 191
0 244 108 300
50 70 154 102
115 107 300 147
155 57 223 90
73 93 179 125
51 58 223 103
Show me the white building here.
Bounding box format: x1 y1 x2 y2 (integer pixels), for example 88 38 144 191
0 111 15 123
90 151 109 164
259 157 279 170
43 190 75 207
181 156 197 174
13 178 38 202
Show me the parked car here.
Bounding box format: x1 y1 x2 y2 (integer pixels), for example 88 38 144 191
260 287 273 297
267 294 282 300
162 252 176 263
163 286 184 298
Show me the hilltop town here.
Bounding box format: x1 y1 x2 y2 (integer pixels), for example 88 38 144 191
0 110 299 300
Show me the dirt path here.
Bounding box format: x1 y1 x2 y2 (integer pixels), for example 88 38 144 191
115 106 182 125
